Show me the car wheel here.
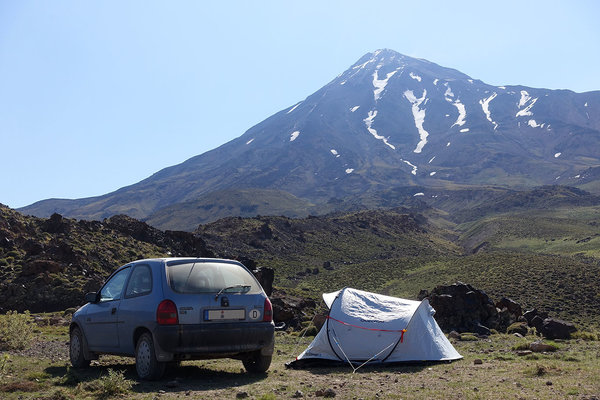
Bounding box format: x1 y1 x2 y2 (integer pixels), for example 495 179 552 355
69 327 90 368
242 351 272 373
135 332 165 380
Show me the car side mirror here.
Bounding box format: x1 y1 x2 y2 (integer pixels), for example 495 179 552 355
85 292 98 303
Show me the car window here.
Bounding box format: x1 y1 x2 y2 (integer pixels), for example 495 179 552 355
167 261 260 294
99 267 130 302
125 264 152 298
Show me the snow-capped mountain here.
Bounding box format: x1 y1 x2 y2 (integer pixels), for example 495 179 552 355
20 49 600 223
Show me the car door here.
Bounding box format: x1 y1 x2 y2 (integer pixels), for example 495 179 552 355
117 263 155 354
83 266 131 351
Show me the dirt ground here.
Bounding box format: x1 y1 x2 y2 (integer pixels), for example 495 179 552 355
3 331 600 399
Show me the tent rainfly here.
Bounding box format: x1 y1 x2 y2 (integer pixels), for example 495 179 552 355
290 288 462 369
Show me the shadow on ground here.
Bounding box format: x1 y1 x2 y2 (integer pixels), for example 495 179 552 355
45 362 268 394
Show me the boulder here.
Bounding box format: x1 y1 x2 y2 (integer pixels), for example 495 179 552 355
496 297 522 317
41 213 70 234
530 341 558 352
426 282 500 333
270 291 317 329
252 266 274 296
530 315 545 332
539 318 577 339
523 308 548 325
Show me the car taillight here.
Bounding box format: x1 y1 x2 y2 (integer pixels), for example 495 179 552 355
156 300 178 325
263 297 273 322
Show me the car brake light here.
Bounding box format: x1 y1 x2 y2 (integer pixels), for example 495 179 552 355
157 300 178 325
263 297 273 322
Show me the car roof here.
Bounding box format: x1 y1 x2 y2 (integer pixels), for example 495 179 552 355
130 257 243 264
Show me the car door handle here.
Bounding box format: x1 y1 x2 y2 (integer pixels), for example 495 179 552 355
111 307 117 315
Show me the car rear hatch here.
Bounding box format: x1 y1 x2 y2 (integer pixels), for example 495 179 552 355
156 259 273 354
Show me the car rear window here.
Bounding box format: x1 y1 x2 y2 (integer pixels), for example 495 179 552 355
166 261 261 294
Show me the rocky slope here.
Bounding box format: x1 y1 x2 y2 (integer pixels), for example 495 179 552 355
0 205 212 312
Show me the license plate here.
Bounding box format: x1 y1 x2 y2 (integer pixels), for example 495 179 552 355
204 309 245 321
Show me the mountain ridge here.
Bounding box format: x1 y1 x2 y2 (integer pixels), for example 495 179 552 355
19 49 600 228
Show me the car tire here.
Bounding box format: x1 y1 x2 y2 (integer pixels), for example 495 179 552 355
242 351 272 373
69 327 90 368
135 332 165 380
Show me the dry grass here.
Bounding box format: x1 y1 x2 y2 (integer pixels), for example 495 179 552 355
1 329 599 399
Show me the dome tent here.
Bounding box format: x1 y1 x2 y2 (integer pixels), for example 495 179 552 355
290 288 461 369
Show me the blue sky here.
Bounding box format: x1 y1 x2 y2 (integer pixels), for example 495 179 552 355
1 0 599 209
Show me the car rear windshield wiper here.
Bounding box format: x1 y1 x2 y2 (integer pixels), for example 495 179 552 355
214 284 251 300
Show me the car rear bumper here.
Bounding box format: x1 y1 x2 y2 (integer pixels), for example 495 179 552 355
153 322 274 359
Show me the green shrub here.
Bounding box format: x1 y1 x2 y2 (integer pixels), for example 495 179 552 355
571 330 598 341
97 369 133 397
459 333 479 341
512 341 530 351
0 354 9 375
0 311 34 350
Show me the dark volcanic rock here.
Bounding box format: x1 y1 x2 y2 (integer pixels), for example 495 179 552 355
0 207 214 313
496 297 522 317
539 318 577 339
270 291 317 329
252 266 274 296
425 283 577 337
42 213 70 234
427 282 499 333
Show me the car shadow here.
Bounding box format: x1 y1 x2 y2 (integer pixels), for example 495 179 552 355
45 362 268 393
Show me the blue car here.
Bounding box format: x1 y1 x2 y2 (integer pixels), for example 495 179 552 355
69 258 275 380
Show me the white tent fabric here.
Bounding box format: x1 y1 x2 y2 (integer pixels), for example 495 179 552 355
296 288 462 364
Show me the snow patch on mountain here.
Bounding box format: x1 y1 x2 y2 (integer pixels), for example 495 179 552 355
372 68 398 101
444 84 454 100
479 92 498 130
287 102 302 114
460 128 469 133
554 152 562 158
330 149 340 158
433 79 439 85
413 192 424 196
451 101 467 127
363 110 396 150
290 131 300 142
246 138 254 145
528 119 544 128
402 159 418 175
404 89 429 153
518 90 531 107
430 171 437 176
353 58 375 70
516 90 538 117
350 106 360 112
429 156 436 164
345 168 354 174
409 72 422 82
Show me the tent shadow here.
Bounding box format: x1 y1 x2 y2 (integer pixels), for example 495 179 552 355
45 363 267 393
286 359 456 375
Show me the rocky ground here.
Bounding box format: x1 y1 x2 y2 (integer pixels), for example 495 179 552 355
3 330 600 399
